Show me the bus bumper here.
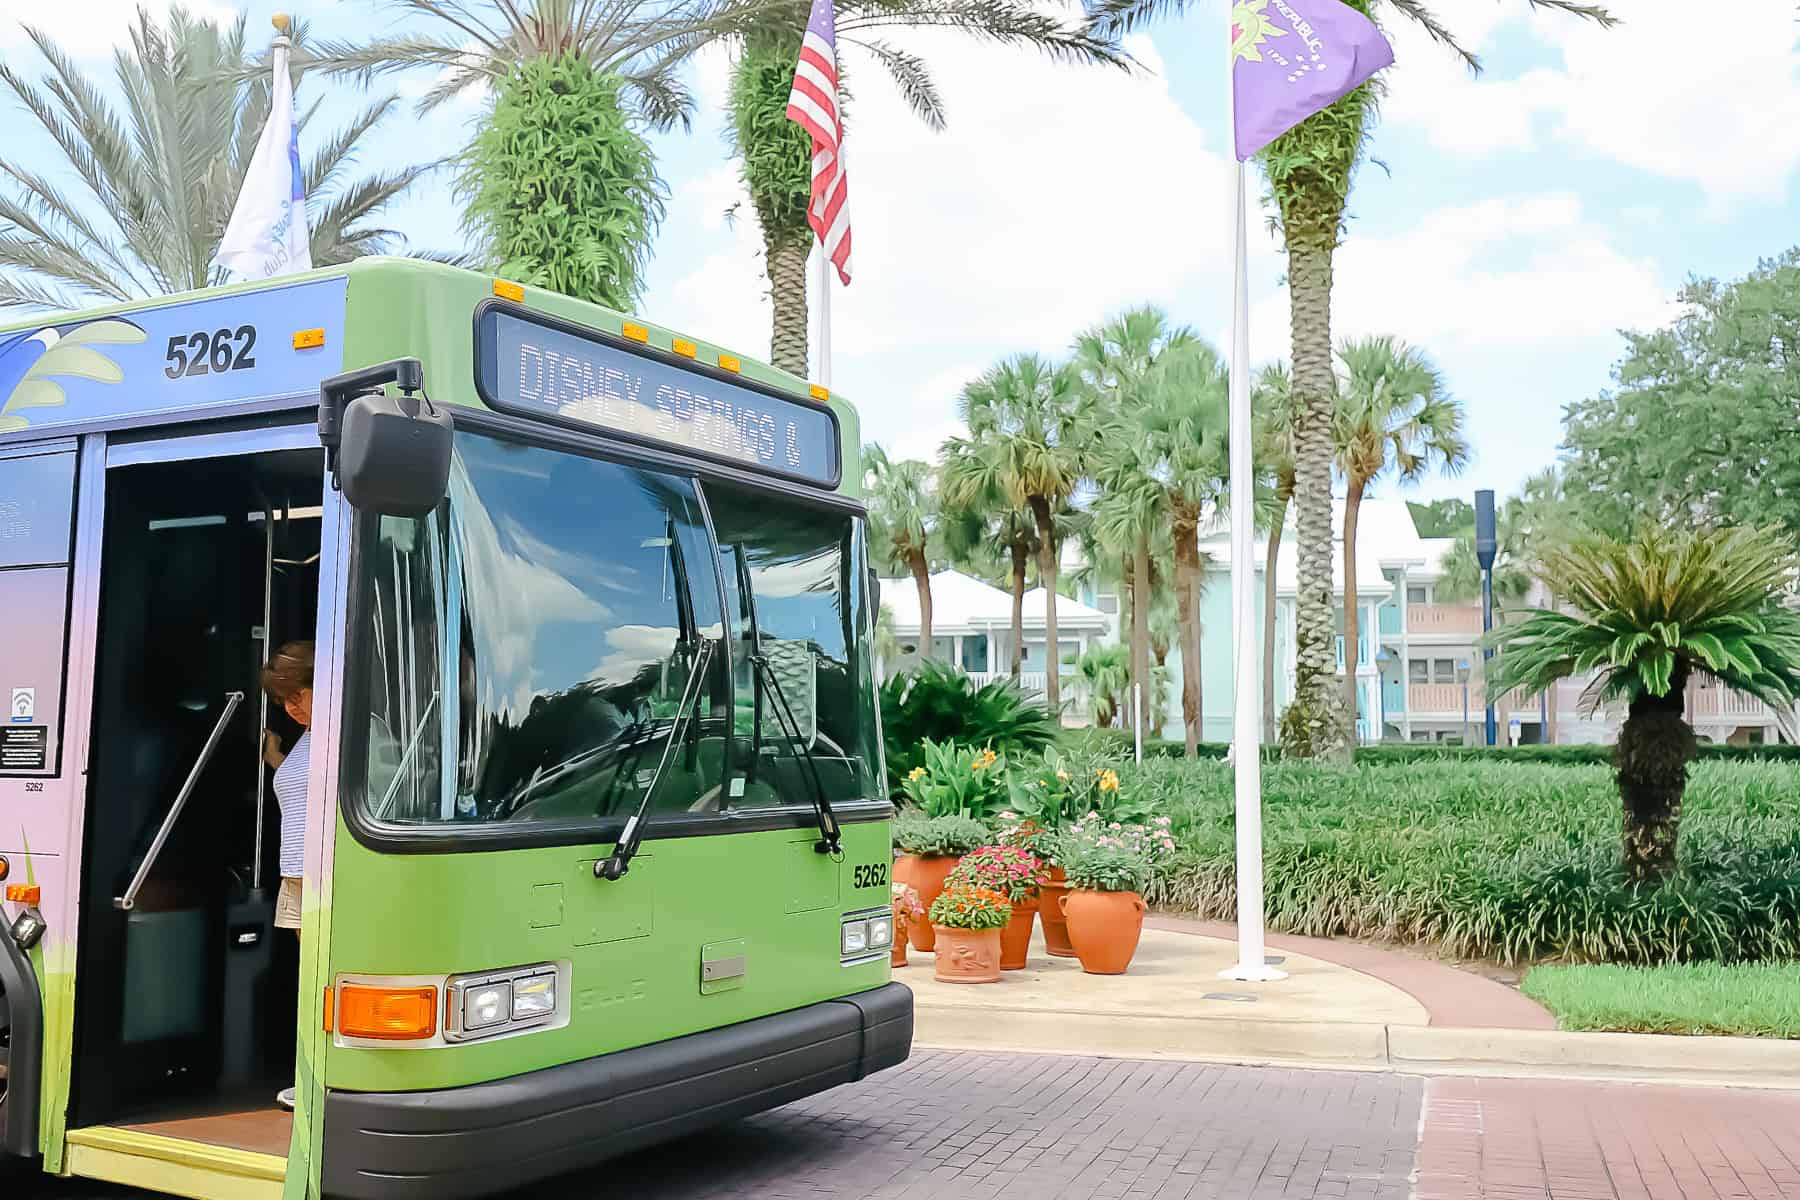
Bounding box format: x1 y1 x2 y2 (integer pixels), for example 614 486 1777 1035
320 981 912 1200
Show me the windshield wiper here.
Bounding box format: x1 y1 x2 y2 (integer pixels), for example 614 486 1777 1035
750 650 842 857
595 641 714 881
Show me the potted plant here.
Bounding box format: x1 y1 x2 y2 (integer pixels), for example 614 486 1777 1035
891 811 989 952
889 882 924 967
1005 750 1141 958
1055 817 1173 975
926 885 1013 984
946 843 1043 970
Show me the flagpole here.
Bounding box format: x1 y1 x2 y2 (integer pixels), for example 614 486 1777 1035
1224 14 1282 985
814 244 833 390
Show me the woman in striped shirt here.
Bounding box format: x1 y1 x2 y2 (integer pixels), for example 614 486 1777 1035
261 640 313 1112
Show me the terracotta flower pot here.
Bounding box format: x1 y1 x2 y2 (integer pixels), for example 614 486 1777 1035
890 922 910 967
998 901 1036 970
932 925 1001 984
898 855 959 952
1037 872 1075 958
1059 889 1147 975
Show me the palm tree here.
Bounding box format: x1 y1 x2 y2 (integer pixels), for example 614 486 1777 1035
305 0 741 308
1090 446 1163 750
1134 338 1230 755
1334 335 1468 716
1439 467 1573 608
1488 524 1800 882
0 8 433 310
724 4 1124 375
941 436 1040 680
956 354 1085 710
1068 642 1128 728
864 444 938 652
1087 0 1615 759
1252 362 1297 740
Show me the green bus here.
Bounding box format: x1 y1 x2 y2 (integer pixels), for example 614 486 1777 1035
0 259 909 1199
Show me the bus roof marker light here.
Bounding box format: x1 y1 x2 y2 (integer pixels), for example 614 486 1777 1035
717 353 741 374
673 338 697 358
292 328 326 350
622 322 650 344
810 384 829 403
493 279 526 303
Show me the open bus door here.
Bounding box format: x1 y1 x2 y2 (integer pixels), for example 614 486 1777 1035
50 422 339 1196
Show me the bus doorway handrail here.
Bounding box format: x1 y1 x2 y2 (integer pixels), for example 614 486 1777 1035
115 691 245 912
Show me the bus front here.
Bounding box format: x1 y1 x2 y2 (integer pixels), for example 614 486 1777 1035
311 284 910 1198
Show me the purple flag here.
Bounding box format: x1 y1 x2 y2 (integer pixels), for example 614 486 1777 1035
1231 0 1394 161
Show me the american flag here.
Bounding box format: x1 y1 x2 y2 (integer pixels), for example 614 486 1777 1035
785 0 852 285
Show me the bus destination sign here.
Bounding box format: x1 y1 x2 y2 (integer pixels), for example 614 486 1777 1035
476 306 840 487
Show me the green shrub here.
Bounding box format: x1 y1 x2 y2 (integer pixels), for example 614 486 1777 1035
892 811 989 857
898 741 1011 820
881 662 1057 788
1134 757 1800 966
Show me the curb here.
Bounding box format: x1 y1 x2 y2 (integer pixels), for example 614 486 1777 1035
913 1003 1800 1090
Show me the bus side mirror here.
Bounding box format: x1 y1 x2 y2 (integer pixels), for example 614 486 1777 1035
319 359 453 518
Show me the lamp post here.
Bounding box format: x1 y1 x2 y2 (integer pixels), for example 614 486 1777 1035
1457 658 1471 745
1475 489 1498 748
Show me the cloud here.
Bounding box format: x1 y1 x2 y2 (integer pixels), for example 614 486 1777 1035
0 0 235 58
1244 192 1674 363
1382 4 1800 205
653 31 1236 363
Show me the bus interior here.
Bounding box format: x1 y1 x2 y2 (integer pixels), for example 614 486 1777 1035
71 443 323 1157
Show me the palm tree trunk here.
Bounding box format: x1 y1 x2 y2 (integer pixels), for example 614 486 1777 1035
1284 230 1351 761
1262 491 1289 741
1131 533 1152 748
1173 512 1203 757
908 552 933 654
1615 680 1696 883
1008 539 1028 680
765 232 810 378
1342 482 1366 721
1028 495 1061 712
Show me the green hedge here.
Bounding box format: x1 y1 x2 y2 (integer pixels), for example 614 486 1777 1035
1063 726 1800 766
1130 757 1800 966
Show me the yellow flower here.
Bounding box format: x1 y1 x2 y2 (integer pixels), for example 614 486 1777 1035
1098 770 1120 793
1055 769 1070 782
971 749 999 771
907 766 926 782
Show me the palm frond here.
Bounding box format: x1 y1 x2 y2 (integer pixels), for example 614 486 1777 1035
848 38 945 129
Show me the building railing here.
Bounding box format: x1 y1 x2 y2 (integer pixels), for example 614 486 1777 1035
1687 684 1777 722
1407 683 1467 713
1405 603 1485 636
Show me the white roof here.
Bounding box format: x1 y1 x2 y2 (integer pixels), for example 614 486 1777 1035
880 570 1110 636
1195 497 1445 594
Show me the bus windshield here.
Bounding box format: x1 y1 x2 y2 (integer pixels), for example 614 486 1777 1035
351 429 882 839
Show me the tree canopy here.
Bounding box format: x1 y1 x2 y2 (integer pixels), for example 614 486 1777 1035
1561 249 1800 542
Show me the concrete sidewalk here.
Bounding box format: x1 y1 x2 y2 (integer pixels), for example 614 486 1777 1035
899 917 1800 1089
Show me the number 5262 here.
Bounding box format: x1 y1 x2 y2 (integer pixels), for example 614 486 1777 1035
164 326 257 380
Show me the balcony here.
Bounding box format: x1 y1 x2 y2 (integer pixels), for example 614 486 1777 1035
1686 684 1779 723
1406 603 1485 637
1408 683 1467 714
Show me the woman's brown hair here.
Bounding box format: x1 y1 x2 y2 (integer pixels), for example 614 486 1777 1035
262 641 314 702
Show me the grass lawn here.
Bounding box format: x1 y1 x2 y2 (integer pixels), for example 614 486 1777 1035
1522 962 1800 1038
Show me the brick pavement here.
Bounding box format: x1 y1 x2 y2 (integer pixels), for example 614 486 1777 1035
1414 1076 1800 1200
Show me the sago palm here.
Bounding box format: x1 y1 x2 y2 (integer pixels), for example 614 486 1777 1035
864 443 939 650
1133 337 1229 755
0 8 432 310
1334 335 1467 715
723 3 1124 375
956 353 1085 711
1488 524 1800 882
1088 0 1614 760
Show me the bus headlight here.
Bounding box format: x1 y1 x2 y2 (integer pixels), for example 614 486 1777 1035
445 963 561 1042
840 907 892 961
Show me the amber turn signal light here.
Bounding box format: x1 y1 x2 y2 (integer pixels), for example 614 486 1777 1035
5 884 39 906
335 984 438 1041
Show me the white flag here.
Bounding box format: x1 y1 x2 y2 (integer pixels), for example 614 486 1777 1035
214 37 311 280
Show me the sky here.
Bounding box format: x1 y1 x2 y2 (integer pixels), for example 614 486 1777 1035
4 0 1799 506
